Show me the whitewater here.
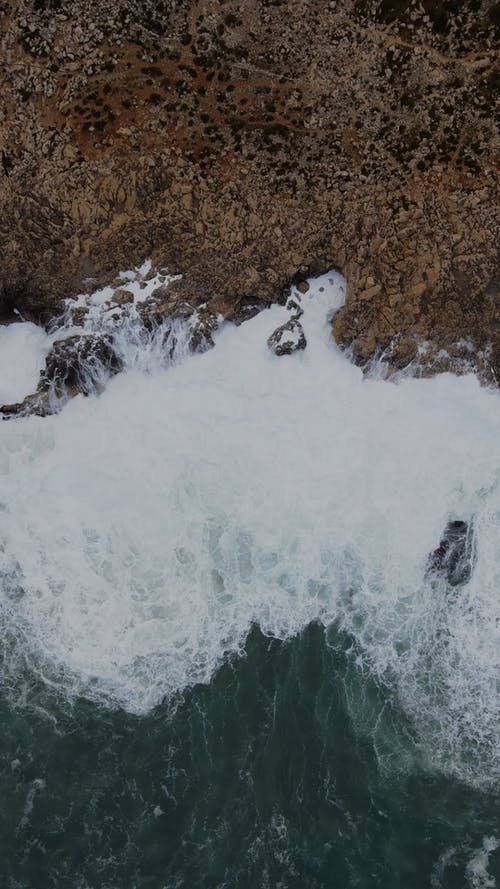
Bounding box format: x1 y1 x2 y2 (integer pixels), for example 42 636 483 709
1 270 499 790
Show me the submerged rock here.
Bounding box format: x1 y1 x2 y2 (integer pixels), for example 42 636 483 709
1 333 122 418
189 312 219 353
267 318 307 356
427 519 476 587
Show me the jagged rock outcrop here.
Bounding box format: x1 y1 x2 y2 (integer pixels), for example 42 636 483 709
1 332 121 416
0 0 498 376
268 317 307 355
426 518 476 587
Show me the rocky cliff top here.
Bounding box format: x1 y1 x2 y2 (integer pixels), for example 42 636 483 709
1 0 499 376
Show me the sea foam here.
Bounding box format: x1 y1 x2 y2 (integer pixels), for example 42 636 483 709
1 269 500 788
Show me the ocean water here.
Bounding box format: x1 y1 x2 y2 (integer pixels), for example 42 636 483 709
0 272 499 887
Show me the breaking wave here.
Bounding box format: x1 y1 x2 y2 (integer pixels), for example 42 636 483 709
1 268 500 789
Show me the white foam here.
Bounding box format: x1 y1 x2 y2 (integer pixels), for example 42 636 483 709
467 837 499 889
0 322 51 404
1 270 500 789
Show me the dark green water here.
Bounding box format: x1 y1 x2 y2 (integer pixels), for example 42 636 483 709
1 623 499 889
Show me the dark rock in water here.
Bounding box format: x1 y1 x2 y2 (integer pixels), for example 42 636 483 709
189 313 219 353
1 392 52 419
267 318 307 356
285 298 304 319
427 519 476 587
43 334 121 396
111 289 134 306
1 333 122 419
296 280 310 295
232 304 263 326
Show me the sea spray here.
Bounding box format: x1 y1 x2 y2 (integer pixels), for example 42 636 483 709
1 269 500 791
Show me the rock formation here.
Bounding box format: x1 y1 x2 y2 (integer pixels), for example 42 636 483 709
268 317 307 355
0 0 499 376
0 332 122 416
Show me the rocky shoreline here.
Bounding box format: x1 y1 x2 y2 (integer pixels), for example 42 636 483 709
0 260 316 417
1 0 499 379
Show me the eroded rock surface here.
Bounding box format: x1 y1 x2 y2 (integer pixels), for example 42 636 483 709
0 0 499 375
268 317 307 355
1 333 121 416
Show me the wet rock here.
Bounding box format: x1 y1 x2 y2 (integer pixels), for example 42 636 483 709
139 287 264 350
1 333 122 418
43 334 121 395
1 391 52 419
285 298 304 319
190 312 219 353
139 286 196 325
231 303 263 326
267 318 307 356
426 519 476 587
0 280 63 326
70 306 90 326
111 289 134 305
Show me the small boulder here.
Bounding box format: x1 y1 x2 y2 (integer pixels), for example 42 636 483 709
190 311 219 352
285 297 304 319
267 318 307 356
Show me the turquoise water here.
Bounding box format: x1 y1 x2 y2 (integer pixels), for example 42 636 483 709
2 623 499 888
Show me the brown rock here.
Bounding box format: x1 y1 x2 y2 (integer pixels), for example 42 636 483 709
0 0 498 376
267 318 307 356
296 281 310 295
